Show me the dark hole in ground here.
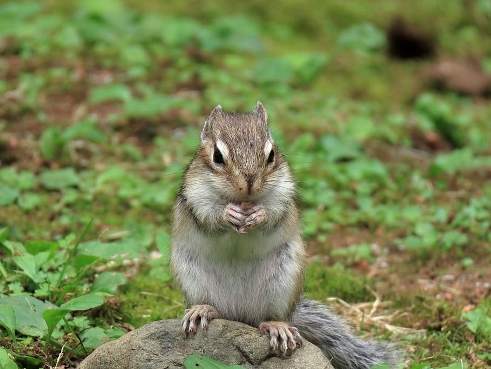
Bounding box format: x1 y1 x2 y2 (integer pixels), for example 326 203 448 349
0 140 17 165
387 17 435 60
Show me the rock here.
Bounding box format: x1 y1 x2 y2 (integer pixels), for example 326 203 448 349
79 319 333 369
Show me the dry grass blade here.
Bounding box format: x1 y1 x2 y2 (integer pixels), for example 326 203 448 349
326 295 426 338
49 343 66 369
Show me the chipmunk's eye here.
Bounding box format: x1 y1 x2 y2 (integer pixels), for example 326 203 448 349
267 149 275 164
213 145 225 165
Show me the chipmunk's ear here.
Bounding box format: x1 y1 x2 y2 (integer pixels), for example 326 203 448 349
201 104 222 143
255 101 268 123
255 101 273 140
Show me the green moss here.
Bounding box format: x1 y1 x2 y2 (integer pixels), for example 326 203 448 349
304 260 371 302
391 295 491 368
119 271 184 327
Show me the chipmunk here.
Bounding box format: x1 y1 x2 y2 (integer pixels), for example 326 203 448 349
171 102 399 369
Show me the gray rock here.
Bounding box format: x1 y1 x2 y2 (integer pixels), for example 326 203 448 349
79 319 333 369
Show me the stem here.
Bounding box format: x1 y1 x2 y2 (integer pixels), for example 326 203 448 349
55 219 94 294
63 317 87 355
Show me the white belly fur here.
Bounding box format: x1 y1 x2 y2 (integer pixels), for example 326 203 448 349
172 223 301 325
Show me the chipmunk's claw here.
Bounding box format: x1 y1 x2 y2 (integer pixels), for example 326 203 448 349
259 321 303 356
223 203 267 233
182 304 219 337
223 203 247 229
239 206 266 233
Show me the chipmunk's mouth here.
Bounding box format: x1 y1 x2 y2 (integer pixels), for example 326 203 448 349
229 191 263 203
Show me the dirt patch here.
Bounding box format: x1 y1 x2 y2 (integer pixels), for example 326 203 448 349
408 126 452 153
426 58 491 96
43 92 86 124
375 248 491 308
0 123 43 169
364 140 434 171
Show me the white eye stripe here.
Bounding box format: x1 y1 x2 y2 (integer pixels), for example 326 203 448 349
216 140 229 158
264 140 273 157
211 140 229 165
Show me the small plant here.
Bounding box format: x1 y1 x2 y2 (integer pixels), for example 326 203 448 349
0 224 172 365
462 299 491 342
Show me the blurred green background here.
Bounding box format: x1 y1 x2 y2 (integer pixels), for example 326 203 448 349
0 1 490 368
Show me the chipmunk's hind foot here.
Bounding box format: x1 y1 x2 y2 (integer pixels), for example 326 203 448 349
259 321 303 356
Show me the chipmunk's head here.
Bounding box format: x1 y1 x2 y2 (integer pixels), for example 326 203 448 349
196 102 292 202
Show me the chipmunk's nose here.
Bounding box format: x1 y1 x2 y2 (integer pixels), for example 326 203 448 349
245 174 255 195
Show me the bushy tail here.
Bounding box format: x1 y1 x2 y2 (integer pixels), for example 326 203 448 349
291 299 401 369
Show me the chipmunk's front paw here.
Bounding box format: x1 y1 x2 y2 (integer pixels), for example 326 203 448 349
223 203 247 231
259 321 303 356
238 205 266 233
182 304 219 337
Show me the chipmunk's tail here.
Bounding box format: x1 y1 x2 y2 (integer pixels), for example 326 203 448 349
291 299 401 369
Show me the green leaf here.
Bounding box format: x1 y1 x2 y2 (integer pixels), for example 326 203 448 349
79 0 124 15
0 186 19 206
478 351 491 361
463 305 491 340
120 44 150 68
1 241 25 255
337 22 385 54
0 227 8 243
285 52 328 84
441 231 468 250
40 127 65 160
81 327 107 349
332 243 373 262
0 304 16 339
81 327 125 350
320 136 361 162
42 308 69 339
60 293 105 311
25 240 59 255
90 83 132 103
73 254 99 270
18 192 43 211
63 120 107 143
13 254 42 283
0 295 55 337
254 57 294 85
92 272 127 294
16 171 36 190
0 261 7 279
408 364 431 369
79 239 146 259
0 170 36 190
54 25 82 49
40 168 79 190
415 93 466 148
184 354 245 369
430 149 474 176
124 95 180 119
0 348 18 369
